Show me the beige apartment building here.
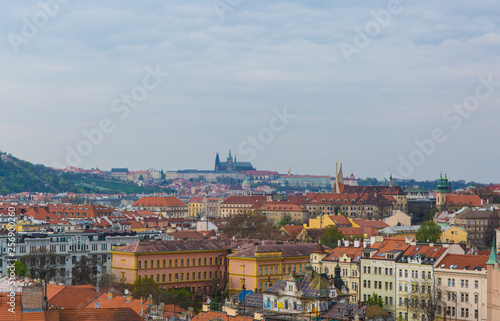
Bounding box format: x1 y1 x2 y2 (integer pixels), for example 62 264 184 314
434 253 488 321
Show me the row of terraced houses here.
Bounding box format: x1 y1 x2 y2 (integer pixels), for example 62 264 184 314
111 233 500 321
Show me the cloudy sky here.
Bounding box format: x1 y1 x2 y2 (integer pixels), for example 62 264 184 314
1 0 499 182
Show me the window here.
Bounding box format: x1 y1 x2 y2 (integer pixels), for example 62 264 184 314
145 261 148 269
475 280 479 289
181 259 184 267
210 258 213 265
163 260 166 268
181 273 184 281
162 274 166 282
151 260 154 269
198 258 202 266
156 274 160 282
475 294 479 304
204 258 207 265
259 266 263 275
157 260 160 268
169 259 172 267
175 259 178 267
204 272 207 279
399 269 402 277
169 274 172 281
138 261 142 269
192 272 195 280
438 278 442 286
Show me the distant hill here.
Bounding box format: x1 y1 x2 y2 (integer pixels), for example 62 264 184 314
0 152 166 195
357 177 485 191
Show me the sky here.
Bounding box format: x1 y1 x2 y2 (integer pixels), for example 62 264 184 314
0 0 499 183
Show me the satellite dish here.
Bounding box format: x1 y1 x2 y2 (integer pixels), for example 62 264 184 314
207 298 211 304
124 289 129 295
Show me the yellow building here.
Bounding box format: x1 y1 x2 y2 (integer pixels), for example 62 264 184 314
188 197 204 218
304 214 351 229
440 226 467 244
15 220 45 232
226 242 319 294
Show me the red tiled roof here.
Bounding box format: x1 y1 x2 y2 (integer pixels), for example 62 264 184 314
280 225 304 237
263 202 307 212
49 285 101 309
324 246 364 262
437 254 489 270
45 307 144 321
24 207 59 221
446 195 482 207
367 237 410 260
351 218 389 229
133 197 185 207
85 293 149 317
328 215 351 226
402 245 447 259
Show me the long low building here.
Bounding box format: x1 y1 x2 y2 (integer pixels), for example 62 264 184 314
111 239 230 295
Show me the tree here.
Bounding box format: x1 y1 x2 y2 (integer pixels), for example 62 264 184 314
13 260 30 278
72 256 102 286
320 226 343 248
416 221 442 243
368 293 384 308
484 210 499 249
21 249 59 282
276 214 293 228
131 277 160 300
224 210 278 239
409 278 444 321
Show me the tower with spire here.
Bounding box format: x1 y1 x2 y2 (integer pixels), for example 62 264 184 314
333 160 344 194
436 172 451 211
214 152 220 171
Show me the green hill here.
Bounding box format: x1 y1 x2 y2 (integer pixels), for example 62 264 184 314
0 152 165 195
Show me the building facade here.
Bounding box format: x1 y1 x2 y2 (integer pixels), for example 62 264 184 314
111 239 230 294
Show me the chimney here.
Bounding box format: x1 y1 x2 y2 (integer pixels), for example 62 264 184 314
147 294 153 305
22 286 44 310
363 240 367 248
254 313 264 321
338 240 341 247
202 304 211 312
126 292 133 303
107 289 115 299
354 240 360 248
140 296 146 304
344 240 349 247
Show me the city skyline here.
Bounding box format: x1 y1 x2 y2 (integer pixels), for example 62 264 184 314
1 1 499 182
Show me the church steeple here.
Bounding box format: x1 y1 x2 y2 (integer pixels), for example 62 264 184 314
215 153 220 171
333 159 344 194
